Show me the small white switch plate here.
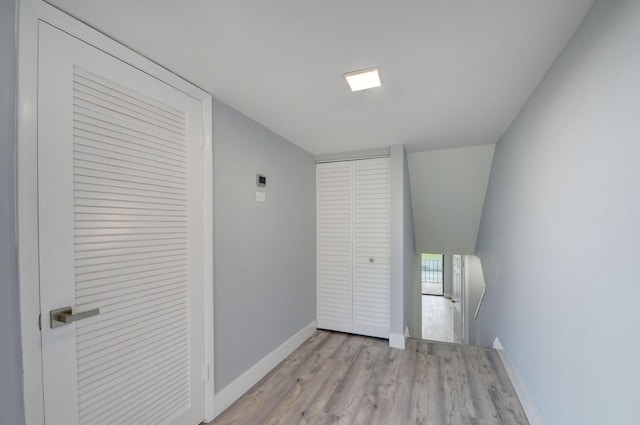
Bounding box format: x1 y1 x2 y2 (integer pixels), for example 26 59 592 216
256 191 266 202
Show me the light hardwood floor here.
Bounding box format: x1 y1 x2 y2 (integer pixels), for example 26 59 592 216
209 331 529 425
422 295 454 343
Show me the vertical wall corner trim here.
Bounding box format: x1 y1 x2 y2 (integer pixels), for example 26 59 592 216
389 332 406 349
493 338 545 425
213 320 317 418
492 337 504 351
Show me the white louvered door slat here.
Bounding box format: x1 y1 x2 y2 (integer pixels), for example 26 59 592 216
316 161 353 333
316 158 390 339
353 158 391 338
38 22 205 425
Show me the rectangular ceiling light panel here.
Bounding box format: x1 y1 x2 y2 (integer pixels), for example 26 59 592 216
344 67 381 92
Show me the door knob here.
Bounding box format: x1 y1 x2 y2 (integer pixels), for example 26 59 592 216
50 306 100 329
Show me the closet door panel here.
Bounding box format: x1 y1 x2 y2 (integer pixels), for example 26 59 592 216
352 158 391 338
316 162 353 333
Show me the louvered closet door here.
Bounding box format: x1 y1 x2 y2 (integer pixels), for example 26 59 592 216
38 22 206 425
316 161 353 333
352 158 391 338
316 158 390 339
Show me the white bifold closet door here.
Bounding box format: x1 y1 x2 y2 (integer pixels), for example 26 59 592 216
316 161 353 333
316 157 390 339
352 158 391 338
38 22 206 425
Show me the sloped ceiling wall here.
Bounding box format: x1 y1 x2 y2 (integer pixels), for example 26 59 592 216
408 145 495 254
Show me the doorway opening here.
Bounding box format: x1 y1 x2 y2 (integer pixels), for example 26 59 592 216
421 253 454 343
421 253 444 296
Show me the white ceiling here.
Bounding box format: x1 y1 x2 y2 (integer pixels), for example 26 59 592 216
46 0 595 155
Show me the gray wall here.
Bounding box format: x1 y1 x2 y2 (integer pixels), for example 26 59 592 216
0 0 25 423
391 145 418 338
475 0 640 424
401 148 419 338
463 255 485 346
212 99 316 391
443 254 453 297
408 145 494 255
390 146 404 337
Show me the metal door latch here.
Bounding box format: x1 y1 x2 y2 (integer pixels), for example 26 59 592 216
50 306 100 329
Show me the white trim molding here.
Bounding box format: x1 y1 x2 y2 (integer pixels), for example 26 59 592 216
213 321 317 418
315 147 390 163
493 338 545 425
201 97 215 423
389 332 406 349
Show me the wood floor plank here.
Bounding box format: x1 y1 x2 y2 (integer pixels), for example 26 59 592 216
367 396 394 425
424 342 447 425
344 393 377 425
212 331 335 425
461 347 500 421
264 333 360 425
298 334 378 424
406 340 430 424
438 343 476 424
209 331 530 425
390 338 418 424
261 351 336 424
367 342 401 399
325 343 382 420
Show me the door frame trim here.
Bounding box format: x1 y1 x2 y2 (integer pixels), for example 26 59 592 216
17 1 215 423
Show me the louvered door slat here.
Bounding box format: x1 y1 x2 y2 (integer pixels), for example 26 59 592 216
74 114 185 157
73 89 186 137
316 161 353 332
353 157 391 338
71 67 191 425
75 274 187 299
74 124 186 163
77 314 186 364
73 73 185 123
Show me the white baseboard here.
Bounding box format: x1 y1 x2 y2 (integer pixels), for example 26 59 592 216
493 338 544 425
492 337 504 351
214 320 317 417
389 332 406 349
